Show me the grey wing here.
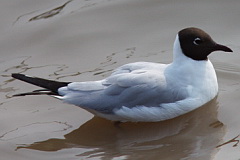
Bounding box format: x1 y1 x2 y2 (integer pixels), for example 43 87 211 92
58 62 187 113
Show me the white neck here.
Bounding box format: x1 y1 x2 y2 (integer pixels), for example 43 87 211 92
167 34 218 101
170 34 214 75
172 34 191 63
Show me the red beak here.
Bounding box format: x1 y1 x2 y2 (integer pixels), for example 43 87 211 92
214 44 233 52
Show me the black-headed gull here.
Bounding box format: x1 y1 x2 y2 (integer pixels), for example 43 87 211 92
12 27 232 122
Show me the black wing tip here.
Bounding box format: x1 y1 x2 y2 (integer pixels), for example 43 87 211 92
12 89 56 97
12 73 20 78
12 73 22 76
12 93 30 97
12 73 29 79
11 73 69 94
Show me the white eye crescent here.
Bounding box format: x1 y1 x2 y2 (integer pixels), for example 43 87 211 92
193 38 202 45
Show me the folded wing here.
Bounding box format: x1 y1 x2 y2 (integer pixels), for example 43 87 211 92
58 62 187 113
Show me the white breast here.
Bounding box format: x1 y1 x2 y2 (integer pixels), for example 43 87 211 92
95 37 219 122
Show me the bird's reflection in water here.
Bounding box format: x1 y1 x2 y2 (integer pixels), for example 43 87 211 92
17 98 225 160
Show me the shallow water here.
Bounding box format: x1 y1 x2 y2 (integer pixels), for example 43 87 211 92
1 0 240 159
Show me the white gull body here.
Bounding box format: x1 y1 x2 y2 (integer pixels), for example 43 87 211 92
58 35 218 122
13 27 232 122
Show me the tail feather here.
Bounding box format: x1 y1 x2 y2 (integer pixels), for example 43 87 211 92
12 73 70 95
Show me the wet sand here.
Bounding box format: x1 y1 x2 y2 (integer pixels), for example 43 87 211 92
0 0 240 159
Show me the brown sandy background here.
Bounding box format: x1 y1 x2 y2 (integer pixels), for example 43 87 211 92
0 0 240 159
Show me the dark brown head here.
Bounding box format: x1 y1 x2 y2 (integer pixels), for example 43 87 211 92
178 27 232 61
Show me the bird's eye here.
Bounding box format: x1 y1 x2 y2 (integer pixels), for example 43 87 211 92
193 38 202 45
